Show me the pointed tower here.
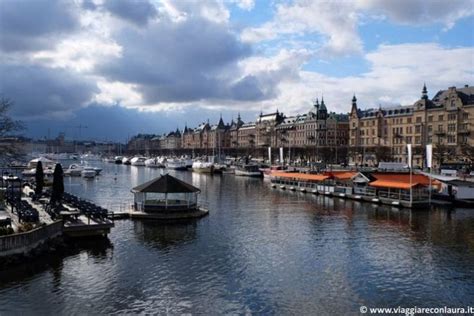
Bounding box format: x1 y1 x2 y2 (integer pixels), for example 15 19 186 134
217 114 225 129
421 83 428 100
318 96 327 120
351 94 358 115
237 112 244 127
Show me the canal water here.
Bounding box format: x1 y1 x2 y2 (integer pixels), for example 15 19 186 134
1 162 473 314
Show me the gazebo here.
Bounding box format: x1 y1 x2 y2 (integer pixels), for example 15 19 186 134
131 174 201 213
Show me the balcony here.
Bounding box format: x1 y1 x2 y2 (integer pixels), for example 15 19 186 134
434 131 446 135
457 129 470 135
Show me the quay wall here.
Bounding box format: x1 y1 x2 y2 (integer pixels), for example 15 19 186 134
0 221 63 257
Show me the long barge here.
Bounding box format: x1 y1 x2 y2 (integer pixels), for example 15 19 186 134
269 171 438 209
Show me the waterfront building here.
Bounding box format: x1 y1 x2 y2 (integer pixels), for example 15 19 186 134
159 129 182 150
255 111 285 148
229 114 244 148
207 116 229 151
349 85 474 168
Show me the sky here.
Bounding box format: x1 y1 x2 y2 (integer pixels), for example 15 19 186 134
1 0 473 141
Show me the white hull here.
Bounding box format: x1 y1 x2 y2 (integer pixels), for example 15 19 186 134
235 170 262 177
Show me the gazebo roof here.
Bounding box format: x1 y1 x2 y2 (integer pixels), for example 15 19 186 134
131 174 200 193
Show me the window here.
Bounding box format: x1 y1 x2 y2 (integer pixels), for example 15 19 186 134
427 125 432 133
416 117 422 123
415 125 421 133
427 136 432 143
438 125 444 132
415 136 421 144
428 116 433 122
406 136 412 143
447 135 456 143
463 113 469 120
438 115 444 121
407 117 412 123
448 124 456 132
448 113 456 120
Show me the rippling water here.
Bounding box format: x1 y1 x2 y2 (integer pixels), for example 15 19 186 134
1 162 473 314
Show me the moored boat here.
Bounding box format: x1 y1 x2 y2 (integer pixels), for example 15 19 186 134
235 164 262 177
166 158 188 170
81 167 96 178
145 158 164 168
192 161 214 173
131 157 147 166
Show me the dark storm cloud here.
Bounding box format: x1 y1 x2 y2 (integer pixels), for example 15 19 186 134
103 0 157 27
0 63 98 118
365 0 473 26
24 104 258 142
97 16 274 103
0 0 79 52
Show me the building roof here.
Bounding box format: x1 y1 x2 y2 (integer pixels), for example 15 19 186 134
369 180 423 190
371 173 441 188
432 85 474 106
444 180 474 187
324 171 357 180
131 174 200 193
272 172 330 182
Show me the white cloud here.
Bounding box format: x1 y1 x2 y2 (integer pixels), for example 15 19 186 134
249 43 474 117
230 0 255 11
357 0 474 29
241 1 363 56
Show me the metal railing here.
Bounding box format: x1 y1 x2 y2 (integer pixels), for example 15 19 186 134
0 220 63 255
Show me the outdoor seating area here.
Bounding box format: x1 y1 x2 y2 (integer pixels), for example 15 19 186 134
62 192 109 220
4 191 39 223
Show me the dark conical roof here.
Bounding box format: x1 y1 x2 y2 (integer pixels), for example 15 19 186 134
132 174 200 193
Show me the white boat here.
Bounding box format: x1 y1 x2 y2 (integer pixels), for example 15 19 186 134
22 166 55 177
183 158 194 168
145 158 164 168
166 158 188 170
64 164 84 176
114 156 123 164
81 167 96 178
131 157 147 166
235 164 262 177
27 157 56 169
122 157 131 165
192 161 214 173
103 157 115 163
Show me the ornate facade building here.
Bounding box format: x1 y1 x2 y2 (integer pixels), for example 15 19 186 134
349 85 474 168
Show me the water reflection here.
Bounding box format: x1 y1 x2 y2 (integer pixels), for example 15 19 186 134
0 161 473 314
133 221 198 250
0 238 113 290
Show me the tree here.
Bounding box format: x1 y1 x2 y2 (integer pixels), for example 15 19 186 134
35 161 44 197
374 146 392 163
50 164 64 204
0 97 24 163
460 143 474 163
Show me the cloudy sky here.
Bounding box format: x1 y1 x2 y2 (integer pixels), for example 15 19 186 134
1 0 473 141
